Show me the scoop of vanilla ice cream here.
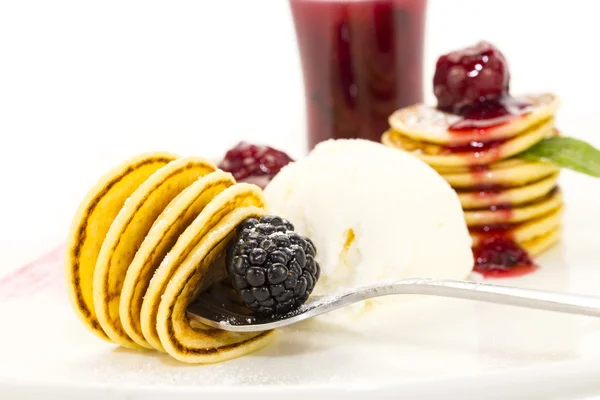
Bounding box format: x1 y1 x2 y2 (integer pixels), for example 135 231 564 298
264 139 473 297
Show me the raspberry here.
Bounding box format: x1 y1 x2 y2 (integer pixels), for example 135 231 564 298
218 142 293 189
433 41 510 112
226 215 320 316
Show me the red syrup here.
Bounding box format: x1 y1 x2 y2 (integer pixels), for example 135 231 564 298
469 182 510 193
470 223 514 236
433 98 532 165
459 186 505 209
431 42 539 278
468 164 491 184
457 180 509 207
448 96 533 133
472 236 538 278
466 183 538 278
487 203 512 211
290 0 428 149
469 214 539 278
481 203 514 228
442 137 509 156
473 189 500 200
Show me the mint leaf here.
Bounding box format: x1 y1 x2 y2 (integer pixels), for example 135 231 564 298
519 136 600 178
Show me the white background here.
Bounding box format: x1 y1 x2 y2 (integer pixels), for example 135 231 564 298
0 0 599 271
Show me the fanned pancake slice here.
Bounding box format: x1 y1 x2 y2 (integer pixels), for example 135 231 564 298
382 118 555 167
388 93 558 145
465 188 563 226
458 173 558 209
141 183 271 352
93 157 216 348
470 207 563 247
156 187 276 363
437 159 559 189
65 152 177 340
119 170 235 348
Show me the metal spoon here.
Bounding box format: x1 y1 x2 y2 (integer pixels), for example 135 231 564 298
187 277 600 332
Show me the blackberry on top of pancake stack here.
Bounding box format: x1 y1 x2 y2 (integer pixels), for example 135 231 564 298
382 41 600 278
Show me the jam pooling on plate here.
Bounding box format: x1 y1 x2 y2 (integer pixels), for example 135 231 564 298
463 153 546 278
290 0 427 149
467 189 557 278
472 236 538 278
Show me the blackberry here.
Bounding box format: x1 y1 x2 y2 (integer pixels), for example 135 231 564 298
227 215 321 316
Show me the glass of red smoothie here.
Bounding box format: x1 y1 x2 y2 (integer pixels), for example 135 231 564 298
289 0 428 149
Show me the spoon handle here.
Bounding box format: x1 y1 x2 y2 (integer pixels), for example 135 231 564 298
342 278 600 317
188 278 600 332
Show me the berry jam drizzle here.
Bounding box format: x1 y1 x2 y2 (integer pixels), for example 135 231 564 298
473 188 501 200
443 137 508 154
460 182 510 192
433 41 540 278
470 221 538 278
467 190 537 278
458 185 505 208
449 96 533 133
439 98 532 155
469 223 514 236
468 164 491 184
472 236 538 278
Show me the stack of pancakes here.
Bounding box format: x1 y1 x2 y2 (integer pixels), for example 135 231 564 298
382 93 563 258
65 153 275 364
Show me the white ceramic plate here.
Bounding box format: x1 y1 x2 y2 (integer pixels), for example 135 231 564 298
1 171 600 399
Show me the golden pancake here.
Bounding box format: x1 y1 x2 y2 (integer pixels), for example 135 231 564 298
388 93 558 145
156 197 276 364
119 171 235 348
521 226 561 257
93 157 216 349
382 118 555 167
470 207 563 247
65 152 177 340
141 184 270 352
437 158 559 189
465 188 562 226
458 173 559 209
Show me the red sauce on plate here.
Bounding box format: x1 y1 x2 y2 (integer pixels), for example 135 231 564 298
472 236 538 278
